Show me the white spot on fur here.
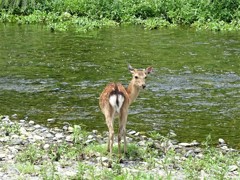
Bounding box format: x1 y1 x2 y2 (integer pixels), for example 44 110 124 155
109 94 124 113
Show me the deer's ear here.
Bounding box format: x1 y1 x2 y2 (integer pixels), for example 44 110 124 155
128 64 134 73
145 66 153 74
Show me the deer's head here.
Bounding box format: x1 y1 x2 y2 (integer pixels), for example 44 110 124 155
128 64 153 89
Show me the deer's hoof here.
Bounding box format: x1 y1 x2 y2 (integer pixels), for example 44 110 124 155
108 161 112 168
119 158 124 164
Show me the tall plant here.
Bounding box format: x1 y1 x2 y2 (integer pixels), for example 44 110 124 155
0 0 48 14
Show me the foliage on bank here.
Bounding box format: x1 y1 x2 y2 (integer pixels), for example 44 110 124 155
0 0 240 32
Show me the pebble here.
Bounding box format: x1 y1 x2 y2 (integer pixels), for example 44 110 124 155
34 124 41 129
128 130 136 135
19 120 25 123
229 165 238 172
66 135 73 142
219 138 225 144
92 130 98 134
0 115 239 180
179 143 191 147
43 144 50 150
47 118 55 123
29 120 35 125
55 133 64 139
68 127 74 133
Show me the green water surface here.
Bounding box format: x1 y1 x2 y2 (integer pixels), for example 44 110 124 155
0 24 239 148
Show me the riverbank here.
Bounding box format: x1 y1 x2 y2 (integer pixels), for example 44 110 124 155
0 115 239 179
1 0 240 32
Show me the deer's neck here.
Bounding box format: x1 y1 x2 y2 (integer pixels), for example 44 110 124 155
126 80 140 105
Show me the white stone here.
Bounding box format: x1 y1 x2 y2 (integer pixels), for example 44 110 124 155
34 124 41 129
229 165 238 172
179 143 191 147
19 120 25 123
29 120 35 125
92 130 98 134
43 144 50 150
55 133 64 139
66 135 73 142
219 138 225 144
128 130 136 135
47 118 55 123
20 127 28 136
33 135 44 141
97 157 108 163
87 135 94 139
68 127 74 133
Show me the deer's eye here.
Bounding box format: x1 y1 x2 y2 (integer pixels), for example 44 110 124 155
135 76 138 79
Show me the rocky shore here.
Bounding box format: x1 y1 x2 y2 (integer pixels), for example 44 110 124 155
0 115 239 179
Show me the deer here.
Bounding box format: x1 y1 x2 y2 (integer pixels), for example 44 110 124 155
99 64 153 163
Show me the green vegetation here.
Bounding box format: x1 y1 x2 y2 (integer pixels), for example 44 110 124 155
13 138 240 179
0 0 240 32
1 119 239 179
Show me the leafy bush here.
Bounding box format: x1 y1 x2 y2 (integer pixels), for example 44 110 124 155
1 0 240 31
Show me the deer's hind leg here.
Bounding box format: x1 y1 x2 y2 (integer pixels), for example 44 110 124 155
118 109 128 160
104 111 115 155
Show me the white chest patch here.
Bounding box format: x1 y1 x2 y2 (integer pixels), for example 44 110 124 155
109 94 124 113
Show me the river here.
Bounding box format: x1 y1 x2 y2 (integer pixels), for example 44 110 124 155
0 24 239 148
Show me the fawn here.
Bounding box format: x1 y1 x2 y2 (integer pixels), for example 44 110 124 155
99 64 153 162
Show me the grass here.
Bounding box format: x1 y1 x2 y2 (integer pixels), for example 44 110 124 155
1 120 239 179
1 0 240 32
13 136 240 179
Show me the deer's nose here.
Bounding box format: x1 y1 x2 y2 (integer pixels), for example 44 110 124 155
142 84 146 89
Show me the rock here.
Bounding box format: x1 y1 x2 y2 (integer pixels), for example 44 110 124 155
194 148 202 153
68 127 74 133
63 125 68 131
29 120 35 125
19 120 25 123
196 153 204 159
11 114 18 119
92 130 98 134
190 140 200 146
128 130 136 135
55 133 64 139
97 157 108 163
135 132 140 136
138 140 146 146
20 127 28 136
140 135 147 140
47 118 55 123
185 150 195 157
66 135 73 142
45 133 54 138
43 144 50 150
34 124 41 129
220 145 229 151
0 153 6 161
11 138 23 145
85 139 94 144
179 143 191 147
219 138 225 144
87 135 94 139
229 165 238 172
33 135 44 141
2 116 10 121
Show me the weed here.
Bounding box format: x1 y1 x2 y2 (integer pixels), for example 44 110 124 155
16 144 44 164
15 162 37 175
1 122 20 136
1 0 240 31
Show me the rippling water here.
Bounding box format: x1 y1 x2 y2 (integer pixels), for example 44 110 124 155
0 24 239 148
